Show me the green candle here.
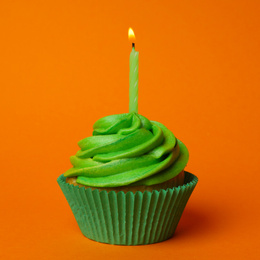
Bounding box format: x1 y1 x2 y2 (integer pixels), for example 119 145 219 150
129 28 139 113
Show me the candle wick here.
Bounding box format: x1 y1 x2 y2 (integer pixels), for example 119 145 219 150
132 42 135 48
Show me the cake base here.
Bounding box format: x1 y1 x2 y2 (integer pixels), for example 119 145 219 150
58 171 198 245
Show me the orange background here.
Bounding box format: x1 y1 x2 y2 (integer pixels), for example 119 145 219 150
1 1 260 259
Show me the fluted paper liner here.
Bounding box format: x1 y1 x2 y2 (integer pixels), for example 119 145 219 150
57 171 198 245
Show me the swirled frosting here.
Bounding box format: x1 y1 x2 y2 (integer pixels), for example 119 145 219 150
64 113 189 187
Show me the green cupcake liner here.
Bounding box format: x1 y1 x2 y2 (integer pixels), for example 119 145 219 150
57 171 198 245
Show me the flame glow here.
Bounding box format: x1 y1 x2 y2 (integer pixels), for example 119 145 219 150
128 28 135 41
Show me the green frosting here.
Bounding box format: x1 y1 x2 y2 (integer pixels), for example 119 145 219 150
64 113 189 187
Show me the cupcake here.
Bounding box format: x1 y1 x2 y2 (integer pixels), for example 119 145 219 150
57 112 198 245
58 28 198 245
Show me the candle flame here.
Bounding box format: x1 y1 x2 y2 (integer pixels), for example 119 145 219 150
128 28 135 41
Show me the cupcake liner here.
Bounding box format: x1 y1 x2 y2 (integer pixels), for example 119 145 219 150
57 171 198 245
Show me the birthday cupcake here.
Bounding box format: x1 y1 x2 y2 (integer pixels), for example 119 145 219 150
57 29 198 245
